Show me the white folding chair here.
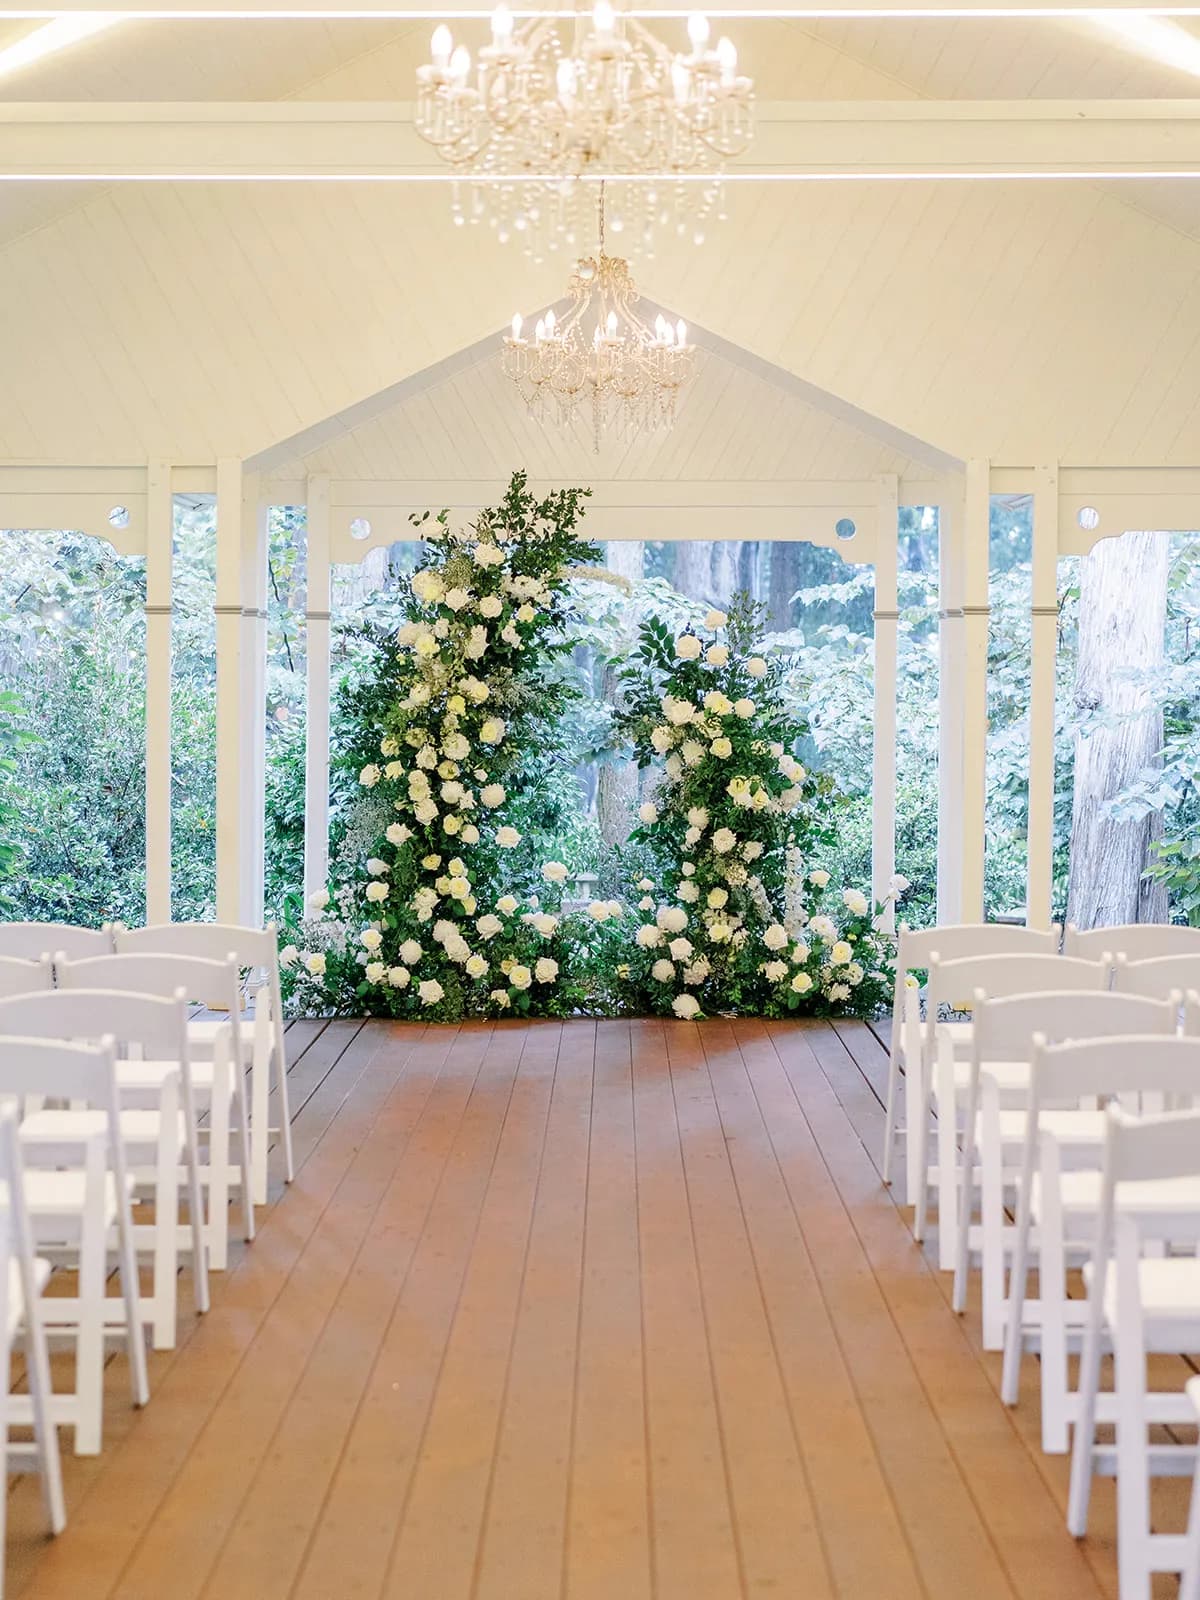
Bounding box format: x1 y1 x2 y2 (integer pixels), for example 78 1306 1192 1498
114 922 293 1205
914 950 1105 1270
949 982 1146 1350
883 921 1060 1197
0 925 112 963
0 1104 66 1583
0 959 51 1002
1065 923 1200 963
1113 952 1200 1002
59 954 254 1271
1067 1106 1200 1600
0 1033 148 1455
0 988 210 1353
1181 1375 1200 1600
1002 1026 1195 1451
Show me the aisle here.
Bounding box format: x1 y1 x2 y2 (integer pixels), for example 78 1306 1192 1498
8 1018 1120 1600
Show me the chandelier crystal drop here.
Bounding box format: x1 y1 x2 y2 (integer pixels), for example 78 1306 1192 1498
501 183 697 450
415 2 754 252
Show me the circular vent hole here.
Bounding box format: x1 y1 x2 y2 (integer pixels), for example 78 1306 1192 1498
349 517 372 542
108 505 130 530
834 517 857 541
1077 506 1101 532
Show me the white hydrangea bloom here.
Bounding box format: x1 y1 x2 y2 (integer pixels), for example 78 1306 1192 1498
672 994 701 1019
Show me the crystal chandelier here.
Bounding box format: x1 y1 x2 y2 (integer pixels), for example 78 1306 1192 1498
501 183 697 450
415 1 754 254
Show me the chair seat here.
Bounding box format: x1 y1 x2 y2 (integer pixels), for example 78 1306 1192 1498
118 1058 215 1092
19 1168 132 1227
1033 1172 1200 1221
1085 1258 1200 1345
21 1107 188 1150
5 1258 51 1341
186 1018 242 1052
991 1108 1110 1146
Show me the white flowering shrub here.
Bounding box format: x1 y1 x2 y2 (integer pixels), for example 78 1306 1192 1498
611 597 901 1019
279 471 605 1020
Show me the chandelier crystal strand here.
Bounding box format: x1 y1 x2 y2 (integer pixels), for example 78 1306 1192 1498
416 3 753 253
502 181 696 451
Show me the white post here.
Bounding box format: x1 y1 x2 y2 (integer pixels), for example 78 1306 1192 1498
961 459 991 922
144 461 173 925
240 477 268 928
1027 463 1059 929
937 491 966 924
215 458 245 925
304 475 332 902
872 474 899 929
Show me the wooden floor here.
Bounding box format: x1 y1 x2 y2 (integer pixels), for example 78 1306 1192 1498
3 1016 1165 1599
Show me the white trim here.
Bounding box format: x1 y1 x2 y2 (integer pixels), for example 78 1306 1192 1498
144 460 173 924
1027 463 1059 930
872 474 899 928
303 474 331 904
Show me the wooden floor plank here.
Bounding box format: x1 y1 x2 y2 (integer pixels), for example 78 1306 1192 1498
473 1022 596 1600
8 1019 1131 1600
562 1019 653 1600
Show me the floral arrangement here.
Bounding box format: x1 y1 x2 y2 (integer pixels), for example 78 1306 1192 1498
611 597 902 1020
279 471 608 1019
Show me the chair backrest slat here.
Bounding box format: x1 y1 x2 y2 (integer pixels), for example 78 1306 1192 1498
1065 923 1200 962
1105 1104 1200 1187
60 952 239 1013
973 989 1175 1063
0 955 52 1001
926 952 1104 1014
0 1034 115 1105
114 921 275 970
0 988 186 1058
1112 952 1200 1002
898 922 1060 973
1034 1033 1200 1105
0 922 112 963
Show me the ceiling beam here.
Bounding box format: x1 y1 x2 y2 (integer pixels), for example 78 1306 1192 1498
1 0 1200 15
5 100 1200 178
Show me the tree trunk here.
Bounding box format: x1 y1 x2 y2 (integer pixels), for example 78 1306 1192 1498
711 540 742 608
1066 529 1171 930
672 541 712 604
738 540 761 602
768 540 801 631
597 540 645 845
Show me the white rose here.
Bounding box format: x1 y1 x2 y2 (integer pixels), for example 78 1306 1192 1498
843 888 870 917
734 698 755 719
529 912 558 937
542 861 569 883
464 625 488 660
279 944 299 968
668 937 693 962
746 657 768 679
891 874 911 895
386 822 411 846
809 915 837 941
386 966 410 989
399 939 423 965
360 928 382 951
496 826 521 848
480 718 506 744
712 828 737 854
510 964 533 991
606 900 622 919
496 895 519 915
461 824 480 844
418 979 444 1006
742 841 764 862
672 994 701 1020
763 924 789 951
635 925 662 949
791 971 813 995
665 756 683 779
707 888 728 908
304 952 326 976
764 960 788 982
637 878 655 892
706 644 729 667
474 543 503 567
809 869 830 888
359 764 381 787
440 780 464 805
535 957 559 983
650 726 674 754
708 921 733 944
480 784 507 808
792 942 811 963
308 888 330 912
674 634 702 660
683 958 710 984
705 608 727 630
476 913 503 940
365 881 389 904
638 803 658 824
831 940 854 966
651 959 676 983
478 594 503 618
365 961 385 984
490 988 511 1010
710 737 733 759
443 733 471 761
444 586 471 612
588 901 611 922
656 906 688 933
678 881 700 904
465 953 489 979
662 697 694 727
638 897 654 911
414 799 438 824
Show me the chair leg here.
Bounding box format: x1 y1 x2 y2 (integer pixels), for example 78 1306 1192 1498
206 1067 230 1273
1067 1276 1106 1537
1114 1327 1153 1600
272 1001 294 1187
1036 1198 1070 1454
183 1136 210 1318
226 1036 255 1246
935 1046 958 1271
22 1309 65 1534
250 1015 271 1208
114 1191 150 1408
979 1096 1006 1352
73 1209 105 1455
151 1131 180 1351
882 1048 899 1186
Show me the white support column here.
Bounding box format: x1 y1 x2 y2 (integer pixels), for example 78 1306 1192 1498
304 475 331 902
240 477 268 928
144 460 173 925
872 473 899 930
1027 463 1059 930
937 491 966 924
961 459 991 922
215 458 245 925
